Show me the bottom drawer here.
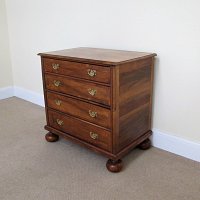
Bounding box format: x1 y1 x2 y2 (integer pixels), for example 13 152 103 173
48 109 112 152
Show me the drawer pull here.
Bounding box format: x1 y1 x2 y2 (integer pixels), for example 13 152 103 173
54 80 61 87
52 63 60 70
56 119 64 126
90 132 98 140
55 99 62 106
87 69 96 77
88 88 97 96
89 110 97 118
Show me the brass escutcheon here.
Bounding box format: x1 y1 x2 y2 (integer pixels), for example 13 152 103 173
56 119 63 126
55 99 62 106
52 63 60 70
89 132 98 140
54 80 61 87
87 69 96 77
89 110 97 118
88 88 97 96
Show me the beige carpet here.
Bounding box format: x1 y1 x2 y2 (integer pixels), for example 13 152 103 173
0 97 199 200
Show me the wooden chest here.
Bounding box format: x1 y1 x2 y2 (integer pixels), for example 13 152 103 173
38 47 156 172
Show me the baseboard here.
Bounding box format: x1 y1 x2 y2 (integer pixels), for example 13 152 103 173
14 86 44 107
152 129 200 162
0 86 14 100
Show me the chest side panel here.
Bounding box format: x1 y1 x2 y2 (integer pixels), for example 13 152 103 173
118 58 154 152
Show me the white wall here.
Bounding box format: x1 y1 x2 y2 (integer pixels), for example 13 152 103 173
5 0 200 143
0 0 13 88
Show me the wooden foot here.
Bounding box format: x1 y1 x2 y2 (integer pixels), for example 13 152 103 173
138 138 151 150
106 159 123 173
45 132 59 142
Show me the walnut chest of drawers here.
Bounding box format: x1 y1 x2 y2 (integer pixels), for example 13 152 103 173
38 47 156 172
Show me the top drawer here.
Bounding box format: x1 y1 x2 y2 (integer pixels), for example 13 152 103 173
43 58 111 84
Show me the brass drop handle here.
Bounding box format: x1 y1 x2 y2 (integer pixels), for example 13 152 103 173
87 69 96 77
89 110 97 118
88 88 97 96
56 119 64 126
90 132 98 140
52 63 60 70
54 80 61 87
55 99 62 106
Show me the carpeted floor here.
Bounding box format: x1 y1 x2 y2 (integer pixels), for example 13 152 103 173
0 97 199 200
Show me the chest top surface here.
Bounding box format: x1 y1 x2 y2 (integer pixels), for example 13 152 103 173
39 47 156 66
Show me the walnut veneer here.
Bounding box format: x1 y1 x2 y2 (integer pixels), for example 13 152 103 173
38 47 156 172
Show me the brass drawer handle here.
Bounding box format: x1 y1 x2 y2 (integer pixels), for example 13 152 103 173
90 132 98 140
88 88 96 96
56 119 64 126
55 99 62 106
89 110 97 118
87 69 96 77
52 63 60 70
54 80 61 87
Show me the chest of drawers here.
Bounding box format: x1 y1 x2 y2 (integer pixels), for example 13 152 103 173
38 47 156 172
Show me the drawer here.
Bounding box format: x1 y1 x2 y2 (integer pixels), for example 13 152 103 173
43 58 111 84
45 74 111 106
47 92 111 129
48 109 112 152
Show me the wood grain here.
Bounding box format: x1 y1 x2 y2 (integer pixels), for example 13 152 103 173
46 91 111 129
45 74 111 106
48 109 112 152
118 58 153 151
43 58 111 84
39 47 156 65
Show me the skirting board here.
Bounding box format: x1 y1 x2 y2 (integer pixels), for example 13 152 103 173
152 129 200 162
0 86 14 100
0 86 199 162
13 86 44 107
0 86 44 106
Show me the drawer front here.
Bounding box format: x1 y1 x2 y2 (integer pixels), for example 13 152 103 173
47 92 111 129
45 74 111 106
43 58 111 84
48 109 112 152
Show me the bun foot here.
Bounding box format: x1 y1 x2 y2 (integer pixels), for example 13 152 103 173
138 138 151 150
106 159 123 173
45 132 59 142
